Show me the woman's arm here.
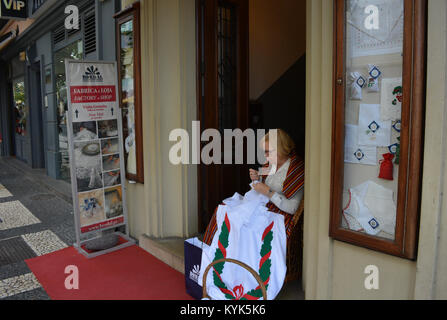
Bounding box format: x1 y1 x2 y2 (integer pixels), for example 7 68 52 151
270 189 304 215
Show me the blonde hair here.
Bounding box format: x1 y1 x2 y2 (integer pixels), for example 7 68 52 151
260 129 296 157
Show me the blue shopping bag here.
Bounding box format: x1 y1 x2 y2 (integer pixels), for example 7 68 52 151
184 238 203 300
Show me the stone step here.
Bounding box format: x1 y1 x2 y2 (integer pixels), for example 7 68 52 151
139 235 186 274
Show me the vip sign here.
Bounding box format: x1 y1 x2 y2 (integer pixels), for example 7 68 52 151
0 0 27 20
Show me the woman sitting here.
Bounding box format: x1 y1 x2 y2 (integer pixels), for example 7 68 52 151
203 129 305 245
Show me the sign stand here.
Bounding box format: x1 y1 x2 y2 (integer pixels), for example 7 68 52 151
65 59 135 259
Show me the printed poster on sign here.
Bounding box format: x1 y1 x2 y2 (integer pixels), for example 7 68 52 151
65 60 128 237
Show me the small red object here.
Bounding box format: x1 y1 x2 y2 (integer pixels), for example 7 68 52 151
379 153 394 180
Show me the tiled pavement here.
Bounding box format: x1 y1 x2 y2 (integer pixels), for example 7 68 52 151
0 158 75 300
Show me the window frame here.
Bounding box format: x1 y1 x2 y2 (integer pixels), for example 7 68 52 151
329 0 427 260
114 1 144 184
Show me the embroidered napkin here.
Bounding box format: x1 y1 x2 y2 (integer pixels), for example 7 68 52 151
344 124 377 166
358 104 392 147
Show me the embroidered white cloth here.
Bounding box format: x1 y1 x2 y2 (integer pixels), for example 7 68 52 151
358 104 392 147
381 78 403 121
343 181 396 237
345 124 377 166
366 64 381 93
198 188 287 300
348 72 365 100
348 0 404 57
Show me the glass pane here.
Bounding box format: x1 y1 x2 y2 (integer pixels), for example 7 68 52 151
217 2 237 133
119 19 137 175
13 77 26 137
341 0 404 241
55 40 83 181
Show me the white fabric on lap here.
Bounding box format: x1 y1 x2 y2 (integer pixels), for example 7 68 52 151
199 187 287 300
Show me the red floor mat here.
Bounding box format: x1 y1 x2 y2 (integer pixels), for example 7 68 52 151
25 245 194 300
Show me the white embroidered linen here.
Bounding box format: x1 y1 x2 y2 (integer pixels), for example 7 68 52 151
358 104 391 147
380 78 403 121
343 181 396 237
348 72 365 100
348 0 404 57
366 64 381 93
198 188 287 300
344 124 377 166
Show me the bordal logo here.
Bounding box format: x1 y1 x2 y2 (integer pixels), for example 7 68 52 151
83 66 103 82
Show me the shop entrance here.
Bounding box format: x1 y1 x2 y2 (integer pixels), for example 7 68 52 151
197 0 307 230
197 0 250 232
12 75 27 162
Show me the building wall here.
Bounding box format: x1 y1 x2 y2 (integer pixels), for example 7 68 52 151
304 0 447 300
0 0 119 178
122 0 198 240
414 0 447 300
249 0 306 100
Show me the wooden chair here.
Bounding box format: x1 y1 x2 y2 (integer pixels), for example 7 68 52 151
285 196 304 283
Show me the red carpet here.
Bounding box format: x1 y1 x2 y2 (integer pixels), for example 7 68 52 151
25 245 194 300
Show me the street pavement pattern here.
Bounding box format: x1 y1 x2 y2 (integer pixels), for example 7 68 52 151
0 160 75 300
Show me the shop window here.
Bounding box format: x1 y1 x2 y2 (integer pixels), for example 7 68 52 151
114 2 144 183
13 77 26 137
330 0 427 259
54 40 84 181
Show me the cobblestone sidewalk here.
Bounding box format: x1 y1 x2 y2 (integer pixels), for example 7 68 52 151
0 158 75 300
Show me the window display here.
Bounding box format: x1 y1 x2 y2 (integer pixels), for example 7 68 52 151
115 2 144 183
330 0 427 259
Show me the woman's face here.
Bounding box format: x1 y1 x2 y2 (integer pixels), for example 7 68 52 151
262 142 279 165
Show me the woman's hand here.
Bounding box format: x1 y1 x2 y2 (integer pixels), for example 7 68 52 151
249 169 260 182
252 182 272 198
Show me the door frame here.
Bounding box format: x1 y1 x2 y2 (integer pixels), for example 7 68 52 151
196 0 250 232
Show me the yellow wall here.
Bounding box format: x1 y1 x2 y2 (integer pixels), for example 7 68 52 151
249 0 306 100
305 0 447 300
122 0 198 240
414 0 447 300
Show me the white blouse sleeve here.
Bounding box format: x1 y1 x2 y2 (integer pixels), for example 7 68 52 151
270 189 304 215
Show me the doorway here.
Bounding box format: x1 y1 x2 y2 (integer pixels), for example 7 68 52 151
197 0 306 229
197 0 250 232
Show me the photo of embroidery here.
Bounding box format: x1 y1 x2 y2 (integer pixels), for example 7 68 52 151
74 141 103 193
78 189 106 227
103 154 120 171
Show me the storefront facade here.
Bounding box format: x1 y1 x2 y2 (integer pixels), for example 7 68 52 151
0 0 445 300
0 0 120 179
117 0 447 299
